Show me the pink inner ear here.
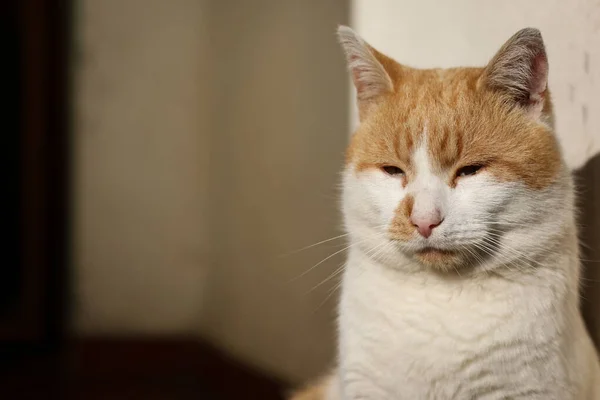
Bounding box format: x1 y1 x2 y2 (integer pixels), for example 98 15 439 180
529 53 548 101
524 52 549 120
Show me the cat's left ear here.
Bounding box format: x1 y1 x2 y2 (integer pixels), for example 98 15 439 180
480 28 549 122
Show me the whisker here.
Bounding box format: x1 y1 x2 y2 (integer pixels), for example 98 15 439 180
279 232 350 257
365 240 392 262
372 241 393 260
312 279 344 315
472 241 527 274
290 230 387 282
311 241 399 314
475 238 600 286
484 221 535 227
288 242 360 283
579 258 600 264
280 224 389 257
483 234 548 269
452 264 462 277
304 261 347 295
305 238 388 294
460 244 484 267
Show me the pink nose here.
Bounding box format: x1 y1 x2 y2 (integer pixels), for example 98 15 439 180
410 213 443 238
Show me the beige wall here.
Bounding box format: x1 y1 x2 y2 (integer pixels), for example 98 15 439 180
73 0 349 383
73 0 211 334
201 0 349 382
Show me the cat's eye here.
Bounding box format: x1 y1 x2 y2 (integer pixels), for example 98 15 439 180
456 165 482 178
382 166 404 176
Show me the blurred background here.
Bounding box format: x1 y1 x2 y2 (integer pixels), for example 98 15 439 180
3 0 600 398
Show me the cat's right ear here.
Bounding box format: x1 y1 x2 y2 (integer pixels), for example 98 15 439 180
337 26 396 120
480 28 550 122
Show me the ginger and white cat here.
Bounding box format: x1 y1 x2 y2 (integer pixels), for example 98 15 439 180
292 26 600 399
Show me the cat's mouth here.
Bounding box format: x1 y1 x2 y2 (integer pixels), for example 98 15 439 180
413 247 460 268
415 247 455 257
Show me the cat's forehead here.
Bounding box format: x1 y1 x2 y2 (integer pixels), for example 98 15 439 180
358 68 493 162
400 67 482 91
347 68 562 189
383 68 486 129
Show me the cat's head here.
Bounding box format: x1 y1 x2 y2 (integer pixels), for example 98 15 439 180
339 27 572 273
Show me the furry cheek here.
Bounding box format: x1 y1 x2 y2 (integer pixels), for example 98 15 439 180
444 174 520 239
343 167 408 231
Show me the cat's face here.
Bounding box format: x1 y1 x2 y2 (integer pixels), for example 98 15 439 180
339 27 569 272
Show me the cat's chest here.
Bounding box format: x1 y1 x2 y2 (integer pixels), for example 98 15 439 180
337 263 563 399
339 262 526 349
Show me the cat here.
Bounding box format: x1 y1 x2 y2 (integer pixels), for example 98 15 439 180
291 26 600 399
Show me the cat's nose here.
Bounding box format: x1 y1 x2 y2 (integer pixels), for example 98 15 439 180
410 212 443 238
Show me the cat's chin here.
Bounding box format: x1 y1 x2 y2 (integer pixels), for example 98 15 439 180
412 247 464 272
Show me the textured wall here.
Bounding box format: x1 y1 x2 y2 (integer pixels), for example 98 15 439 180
73 0 349 383
202 0 349 382
73 0 210 334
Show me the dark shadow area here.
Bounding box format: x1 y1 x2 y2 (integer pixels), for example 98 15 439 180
0 0 70 355
0 0 71 397
1 0 23 320
3 338 287 400
574 151 600 352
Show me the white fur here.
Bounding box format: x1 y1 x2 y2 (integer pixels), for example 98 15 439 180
327 136 600 399
407 135 447 229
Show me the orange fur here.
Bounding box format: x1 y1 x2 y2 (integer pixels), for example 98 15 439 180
389 194 415 239
347 65 561 190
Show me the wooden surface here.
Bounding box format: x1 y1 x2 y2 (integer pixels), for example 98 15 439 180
0 338 287 400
